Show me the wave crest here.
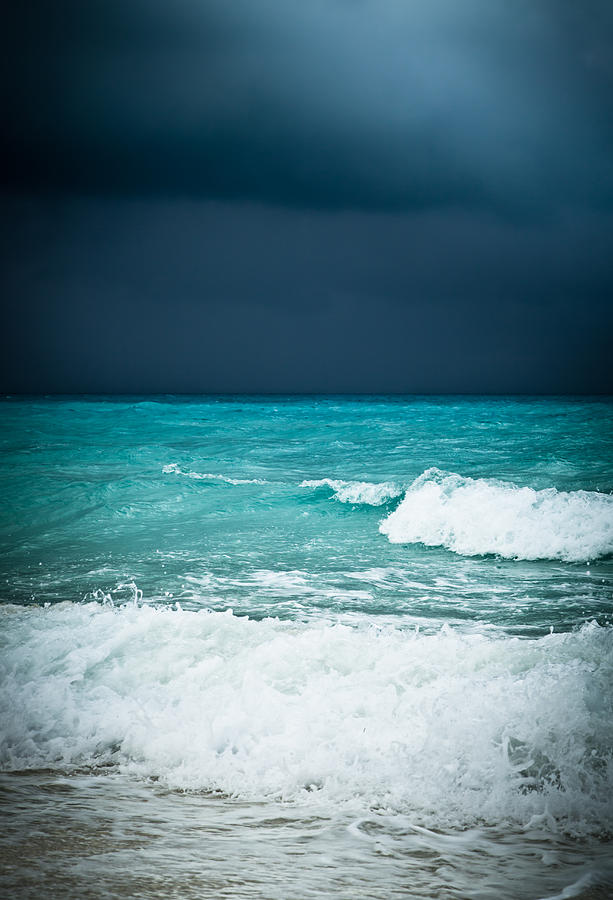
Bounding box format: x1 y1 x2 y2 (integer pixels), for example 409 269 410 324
301 478 402 506
379 468 613 562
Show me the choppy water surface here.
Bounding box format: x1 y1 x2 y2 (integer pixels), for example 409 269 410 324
1 396 612 898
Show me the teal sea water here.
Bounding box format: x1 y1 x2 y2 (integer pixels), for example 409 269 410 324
1 396 613 899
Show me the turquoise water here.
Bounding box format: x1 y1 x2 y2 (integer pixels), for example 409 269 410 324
1 396 613 899
2 396 612 627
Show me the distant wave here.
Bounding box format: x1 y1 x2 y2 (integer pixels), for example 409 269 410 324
380 468 613 562
162 463 266 485
300 478 402 506
2 603 612 834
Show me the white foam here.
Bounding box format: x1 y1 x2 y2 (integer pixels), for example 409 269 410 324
535 872 596 900
301 478 402 506
380 468 613 562
162 463 266 485
1 603 611 835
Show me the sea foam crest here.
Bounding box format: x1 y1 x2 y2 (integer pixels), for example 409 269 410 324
301 478 402 506
162 463 266 485
1 603 612 835
380 468 613 562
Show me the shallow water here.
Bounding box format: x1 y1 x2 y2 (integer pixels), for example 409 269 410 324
2 773 613 900
1 395 612 897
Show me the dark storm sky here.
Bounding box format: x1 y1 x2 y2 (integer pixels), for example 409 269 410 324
1 0 612 393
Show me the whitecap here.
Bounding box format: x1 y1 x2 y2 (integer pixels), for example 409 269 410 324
162 463 266 485
300 478 402 506
380 468 613 563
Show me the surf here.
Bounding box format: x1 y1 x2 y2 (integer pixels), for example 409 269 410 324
2 602 612 837
380 468 613 562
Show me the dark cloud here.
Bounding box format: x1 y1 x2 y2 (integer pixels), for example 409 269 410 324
2 196 612 393
1 2 611 393
2 0 612 213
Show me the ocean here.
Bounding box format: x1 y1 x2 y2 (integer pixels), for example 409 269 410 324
1 395 612 899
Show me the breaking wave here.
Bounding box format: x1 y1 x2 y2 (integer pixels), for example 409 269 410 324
380 468 613 563
1 603 612 835
301 478 402 506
